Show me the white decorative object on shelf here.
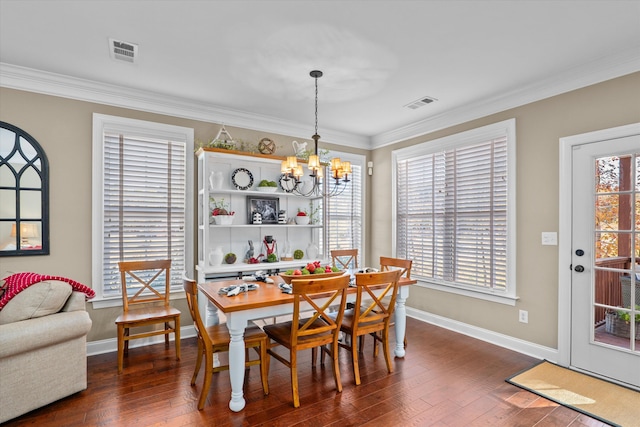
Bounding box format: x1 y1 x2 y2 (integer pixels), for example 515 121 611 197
295 215 310 225
209 171 223 190
278 210 287 224
282 240 293 260
306 241 318 259
256 186 277 193
213 215 234 225
292 140 307 157
252 212 262 224
209 246 224 267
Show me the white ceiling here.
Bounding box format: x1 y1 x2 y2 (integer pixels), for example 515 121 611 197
1 0 639 149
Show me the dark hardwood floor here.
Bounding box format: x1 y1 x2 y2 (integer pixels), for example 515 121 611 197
4 318 609 426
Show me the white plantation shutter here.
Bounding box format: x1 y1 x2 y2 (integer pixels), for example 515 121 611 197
93 115 193 300
326 163 363 263
395 120 514 294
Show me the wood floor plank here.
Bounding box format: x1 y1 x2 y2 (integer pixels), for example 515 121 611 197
3 318 610 427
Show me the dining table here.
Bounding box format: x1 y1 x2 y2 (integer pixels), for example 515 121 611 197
198 272 417 412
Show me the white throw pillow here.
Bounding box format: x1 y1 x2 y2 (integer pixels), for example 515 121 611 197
0 281 72 324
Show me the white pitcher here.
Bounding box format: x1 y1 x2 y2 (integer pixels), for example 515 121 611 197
292 140 307 157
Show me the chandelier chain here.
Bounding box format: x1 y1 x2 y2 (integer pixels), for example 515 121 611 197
314 74 319 139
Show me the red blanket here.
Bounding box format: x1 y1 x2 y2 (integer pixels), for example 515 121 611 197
0 272 95 310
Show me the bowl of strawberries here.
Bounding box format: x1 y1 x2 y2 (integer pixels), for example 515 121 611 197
294 210 310 225
279 261 344 284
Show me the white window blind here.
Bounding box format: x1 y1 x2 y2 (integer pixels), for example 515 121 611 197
320 152 364 264
395 119 515 295
92 115 193 301
326 163 363 263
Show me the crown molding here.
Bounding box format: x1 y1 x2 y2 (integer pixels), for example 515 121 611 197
0 62 370 150
372 47 640 148
3 46 639 152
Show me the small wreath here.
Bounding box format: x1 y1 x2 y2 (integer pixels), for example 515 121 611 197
279 173 298 193
258 137 276 155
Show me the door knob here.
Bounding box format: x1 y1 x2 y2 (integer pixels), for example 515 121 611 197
574 265 585 272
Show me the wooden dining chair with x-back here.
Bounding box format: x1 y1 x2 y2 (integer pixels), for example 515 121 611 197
263 274 350 408
319 269 402 385
331 249 359 271
183 276 269 410
115 259 180 374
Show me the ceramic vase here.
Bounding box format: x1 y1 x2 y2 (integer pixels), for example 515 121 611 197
306 241 318 260
209 171 223 190
209 246 224 267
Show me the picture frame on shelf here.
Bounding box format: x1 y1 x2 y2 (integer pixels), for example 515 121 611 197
247 196 279 224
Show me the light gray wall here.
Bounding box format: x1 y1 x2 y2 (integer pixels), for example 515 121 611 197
1 72 638 347
369 72 640 349
0 87 369 341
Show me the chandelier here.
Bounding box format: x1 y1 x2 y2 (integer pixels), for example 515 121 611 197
280 70 351 197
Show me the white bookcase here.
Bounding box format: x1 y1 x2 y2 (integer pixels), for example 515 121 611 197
196 148 326 283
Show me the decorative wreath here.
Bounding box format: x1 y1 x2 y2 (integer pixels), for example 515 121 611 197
258 137 276 155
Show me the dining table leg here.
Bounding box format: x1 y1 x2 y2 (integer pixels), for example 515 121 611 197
226 315 248 412
394 286 409 358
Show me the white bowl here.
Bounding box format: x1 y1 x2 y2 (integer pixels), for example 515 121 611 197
256 187 277 193
213 215 234 225
295 215 310 225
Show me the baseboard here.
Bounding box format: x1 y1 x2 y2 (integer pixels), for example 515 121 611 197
87 311 558 362
86 325 197 356
406 307 559 362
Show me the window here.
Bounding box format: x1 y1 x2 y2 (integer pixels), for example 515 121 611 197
324 152 365 265
0 121 49 256
393 119 516 303
92 114 193 303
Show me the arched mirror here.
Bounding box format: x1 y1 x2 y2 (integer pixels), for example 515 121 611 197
0 121 49 256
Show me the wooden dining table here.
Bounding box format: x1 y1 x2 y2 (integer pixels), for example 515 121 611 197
198 273 416 412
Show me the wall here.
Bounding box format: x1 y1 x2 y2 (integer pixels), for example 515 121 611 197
370 72 640 349
0 87 369 342
2 72 638 348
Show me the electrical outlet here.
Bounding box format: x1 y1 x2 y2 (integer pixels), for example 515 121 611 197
541 232 558 246
519 310 528 324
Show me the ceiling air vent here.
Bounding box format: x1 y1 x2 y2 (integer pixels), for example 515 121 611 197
404 96 437 110
109 38 138 63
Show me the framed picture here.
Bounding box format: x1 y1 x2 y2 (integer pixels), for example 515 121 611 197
247 196 279 224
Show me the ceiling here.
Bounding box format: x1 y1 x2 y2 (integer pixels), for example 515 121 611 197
1 0 639 149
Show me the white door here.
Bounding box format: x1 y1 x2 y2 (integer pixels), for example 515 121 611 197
571 133 640 388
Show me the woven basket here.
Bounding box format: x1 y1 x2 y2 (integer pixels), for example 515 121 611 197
605 312 640 339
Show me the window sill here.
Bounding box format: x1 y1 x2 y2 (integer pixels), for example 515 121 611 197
91 291 186 309
416 279 519 306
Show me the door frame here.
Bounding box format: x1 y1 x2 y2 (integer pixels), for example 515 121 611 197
558 122 640 367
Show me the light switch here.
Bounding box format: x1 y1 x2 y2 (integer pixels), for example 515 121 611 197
541 232 558 246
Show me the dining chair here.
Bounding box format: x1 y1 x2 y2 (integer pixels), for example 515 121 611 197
331 249 359 270
263 274 350 408
115 259 181 374
183 276 269 410
380 256 412 280
379 256 413 353
320 270 402 385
